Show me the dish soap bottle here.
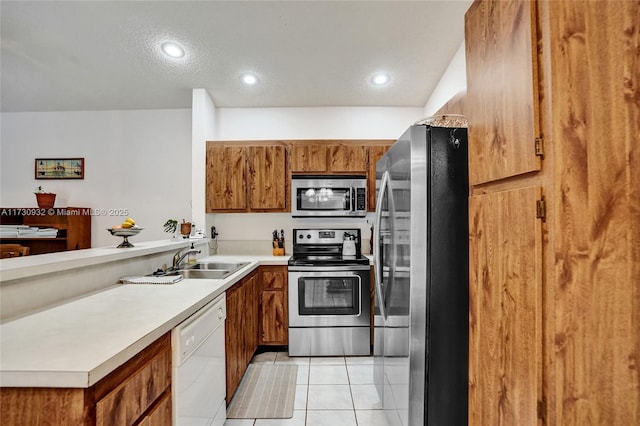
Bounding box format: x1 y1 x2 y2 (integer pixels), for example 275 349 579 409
188 243 197 264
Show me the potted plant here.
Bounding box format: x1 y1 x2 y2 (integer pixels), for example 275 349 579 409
163 219 179 240
34 186 56 209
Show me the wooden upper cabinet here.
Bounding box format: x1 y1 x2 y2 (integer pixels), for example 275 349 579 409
465 0 541 185
468 186 542 425
367 145 391 211
327 145 367 173
290 143 367 174
207 143 287 213
206 145 247 212
248 145 287 211
207 140 392 213
290 144 327 173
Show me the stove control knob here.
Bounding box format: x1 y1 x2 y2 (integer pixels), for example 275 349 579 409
298 234 304 240
306 234 311 239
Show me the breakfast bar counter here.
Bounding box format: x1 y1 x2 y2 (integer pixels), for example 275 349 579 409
0 250 288 388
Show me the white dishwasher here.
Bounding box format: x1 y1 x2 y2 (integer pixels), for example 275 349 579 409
172 293 227 426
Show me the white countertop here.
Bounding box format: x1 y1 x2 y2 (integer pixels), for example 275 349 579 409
0 238 206 282
0 254 289 388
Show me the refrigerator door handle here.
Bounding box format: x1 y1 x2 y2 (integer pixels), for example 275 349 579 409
374 170 390 320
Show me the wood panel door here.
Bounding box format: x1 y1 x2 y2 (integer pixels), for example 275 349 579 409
327 145 367 173
545 1 640 423
206 145 247 212
465 0 541 185
468 186 543 425
248 145 287 211
290 144 327 173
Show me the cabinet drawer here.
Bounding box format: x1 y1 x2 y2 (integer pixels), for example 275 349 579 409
96 348 171 426
136 391 171 426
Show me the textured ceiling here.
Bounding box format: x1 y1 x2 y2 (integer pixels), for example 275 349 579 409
0 0 472 112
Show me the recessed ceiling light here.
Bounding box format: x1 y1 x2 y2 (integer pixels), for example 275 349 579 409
161 42 185 58
371 72 390 86
241 73 258 85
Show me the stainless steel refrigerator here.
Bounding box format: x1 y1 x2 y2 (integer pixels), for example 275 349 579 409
373 122 468 426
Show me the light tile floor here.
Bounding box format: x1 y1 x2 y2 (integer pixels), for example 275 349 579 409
224 351 388 426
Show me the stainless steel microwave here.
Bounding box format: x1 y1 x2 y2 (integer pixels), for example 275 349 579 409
291 175 367 217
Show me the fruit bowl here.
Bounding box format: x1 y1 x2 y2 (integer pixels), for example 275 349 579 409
107 227 142 248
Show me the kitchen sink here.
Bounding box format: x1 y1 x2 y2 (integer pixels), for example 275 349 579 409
172 269 232 280
163 261 250 280
183 261 250 271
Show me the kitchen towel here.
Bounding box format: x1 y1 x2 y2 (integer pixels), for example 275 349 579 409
227 364 298 419
119 275 183 285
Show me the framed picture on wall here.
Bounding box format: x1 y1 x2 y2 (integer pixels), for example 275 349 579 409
35 158 84 179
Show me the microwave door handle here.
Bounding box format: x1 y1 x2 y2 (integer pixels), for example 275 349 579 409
351 187 356 212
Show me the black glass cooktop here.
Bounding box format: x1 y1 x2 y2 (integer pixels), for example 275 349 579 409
288 254 370 266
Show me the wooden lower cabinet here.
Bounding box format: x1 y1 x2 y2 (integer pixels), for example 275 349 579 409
259 266 288 345
226 266 289 401
0 333 172 426
225 269 260 401
468 187 543 424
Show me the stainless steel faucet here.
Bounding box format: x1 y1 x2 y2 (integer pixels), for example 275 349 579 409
172 246 201 270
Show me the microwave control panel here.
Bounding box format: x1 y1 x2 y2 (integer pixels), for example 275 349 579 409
355 188 366 211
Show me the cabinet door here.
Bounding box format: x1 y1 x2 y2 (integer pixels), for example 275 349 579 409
94 334 171 426
259 266 288 345
243 272 259 366
206 145 247 212
290 144 327 173
465 0 541 185
327 145 367 173
248 145 287 211
367 145 391 211
545 1 640 423
225 284 244 400
259 290 287 345
262 266 286 290
468 186 542 425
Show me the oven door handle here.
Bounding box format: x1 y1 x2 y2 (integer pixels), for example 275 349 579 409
288 265 371 272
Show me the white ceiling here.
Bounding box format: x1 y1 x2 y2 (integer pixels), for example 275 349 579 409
0 0 472 113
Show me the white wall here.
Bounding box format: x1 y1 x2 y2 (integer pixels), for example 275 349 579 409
215 106 422 140
207 106 423 255
423 41 467 117
0 109 192 247
191 89 216 233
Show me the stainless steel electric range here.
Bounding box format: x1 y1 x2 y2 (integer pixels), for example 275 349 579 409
288 228 371 356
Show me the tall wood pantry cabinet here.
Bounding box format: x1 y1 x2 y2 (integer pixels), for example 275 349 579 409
465 1 639 424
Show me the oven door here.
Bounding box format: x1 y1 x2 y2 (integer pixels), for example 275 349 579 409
288 267 370 328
